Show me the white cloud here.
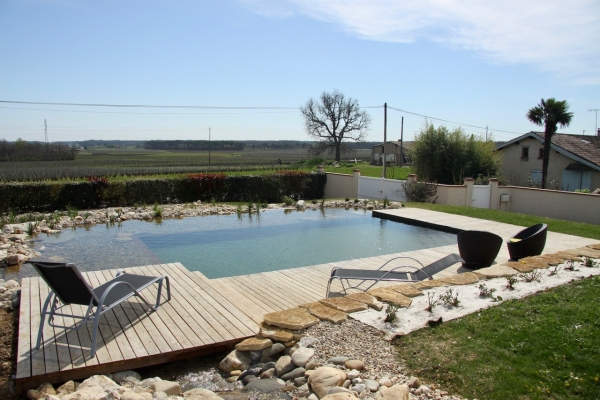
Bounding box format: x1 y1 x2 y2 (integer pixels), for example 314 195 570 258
239 0 600 84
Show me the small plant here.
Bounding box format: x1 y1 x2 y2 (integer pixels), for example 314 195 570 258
506 276 518 290
398 180 437 203
425 292 438 312
26 221 38 236
260 203 268 209
236 205 242 215
383 197 390 208
311 199 318 204
211 197 216 206
67 205 78 219
581 257 599 268
548 265 561 276
384 302 400 323
439 288 460 307
519 269 543 283
83 212 91 219
354 199 359 204
153 203 163 218
564 260 578 271
345 198 350 202
320 198 325 208
283 196 294 206
478 283 496 298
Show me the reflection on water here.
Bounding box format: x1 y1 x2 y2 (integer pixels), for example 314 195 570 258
17 209 456 280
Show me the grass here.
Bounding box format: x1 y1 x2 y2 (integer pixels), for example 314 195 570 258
394 276 600 399
405 203 600 240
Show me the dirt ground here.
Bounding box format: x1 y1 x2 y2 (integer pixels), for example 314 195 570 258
0 308 20 399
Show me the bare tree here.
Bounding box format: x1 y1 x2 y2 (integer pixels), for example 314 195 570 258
300 90 371 162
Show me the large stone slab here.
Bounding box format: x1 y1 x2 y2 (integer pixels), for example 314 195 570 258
235 337 273 351
570 247 600 258
552 251 583 262
258 323 294 342
344 292 384 310
263 308 320 330
386 284 423 298
503 262 536 273
299 302 347 324
437 272 479 286
527 254 565 266
472 264 518 279
366 288 412 308
319 297 368 313
586 243 600 251
410 279 447 290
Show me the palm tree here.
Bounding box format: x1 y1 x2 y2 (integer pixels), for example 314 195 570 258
526 98 573 189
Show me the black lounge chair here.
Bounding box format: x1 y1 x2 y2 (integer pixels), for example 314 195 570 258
28 260 171 358
326 253 463 297
457 230 503 270
507 223 547 261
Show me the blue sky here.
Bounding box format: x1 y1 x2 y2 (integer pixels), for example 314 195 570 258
1 0 599 144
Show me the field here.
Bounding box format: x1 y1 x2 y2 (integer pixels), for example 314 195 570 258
0 147 376 181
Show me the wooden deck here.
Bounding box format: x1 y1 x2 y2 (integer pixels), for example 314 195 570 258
16 209 597 393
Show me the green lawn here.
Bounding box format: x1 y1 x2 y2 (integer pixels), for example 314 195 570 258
395 276 600 399
405 203 600 240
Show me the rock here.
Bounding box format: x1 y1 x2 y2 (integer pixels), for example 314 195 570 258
292 346 315 367
242 375 258 385
150 380 182 395
275 355 295 376
298 383 310 397
378 377 393 388
296 200 306 209
183 388 225 400
350 384 366 393
235 337 272 351
438 272 480 285
308 394 319 400
260 368 275 379
242 378 285 393
319 298 368 313
298 336 319 347
407 377 421 388
344 292 384 311
308 367 347 399
238 367 262 381
262 343 286 357
363 379 380 392
374 384 410 400
367 288 412 307
56 381 76 395
299 302 348 324
249 350 262 364
294 377 307 387
263 308 320 330
121 392 147 400
281 367 306 381
219 350 251 373
328 356 349 365
387 284 423 298
61 387 116 400
346 370 360 380
344 360 364 371
112 370 141 383
472 265 519 279
325 388 356 399
305 359 321 370
27 382 56 399
229 370 242 376
77 375 121 393
2 279 19 289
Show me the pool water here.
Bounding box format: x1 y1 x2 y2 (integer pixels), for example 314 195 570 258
27 208 456 279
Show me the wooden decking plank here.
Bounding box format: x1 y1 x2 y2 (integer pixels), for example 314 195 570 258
210 274 280 314
206 277 274 322
37 278 63 374
139 265 215 346
229 274 297 309
68 301 100 367
154 264 239 341
271 269 325 299
28 277 47 376
171 263 256 335
246 271 311 306
16 277 32 379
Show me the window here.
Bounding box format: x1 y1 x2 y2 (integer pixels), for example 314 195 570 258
520 147 529 161
538 148 544 159
530 170 542 186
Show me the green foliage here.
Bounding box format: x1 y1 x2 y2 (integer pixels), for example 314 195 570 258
384 302 400 323
400 180 437 203
412 123 500 184
153 203 163 218
439 288 461 307
282 196 294 206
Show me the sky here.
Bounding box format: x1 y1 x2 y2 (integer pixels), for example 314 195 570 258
1 0 599 144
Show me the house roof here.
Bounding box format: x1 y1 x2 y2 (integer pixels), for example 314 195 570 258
495 131 600 172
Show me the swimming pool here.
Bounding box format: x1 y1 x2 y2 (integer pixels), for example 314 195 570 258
28 208 456 279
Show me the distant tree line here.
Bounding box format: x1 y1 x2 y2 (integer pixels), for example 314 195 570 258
0 139 76 161
144 140 246 151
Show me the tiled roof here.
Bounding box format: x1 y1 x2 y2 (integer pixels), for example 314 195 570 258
532 132 600 168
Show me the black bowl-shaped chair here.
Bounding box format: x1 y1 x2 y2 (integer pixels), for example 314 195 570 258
457 230 503 270
507 223 547 261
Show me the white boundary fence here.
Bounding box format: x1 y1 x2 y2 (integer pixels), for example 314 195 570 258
357 176 406 201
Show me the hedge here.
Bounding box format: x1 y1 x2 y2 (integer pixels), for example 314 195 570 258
0 172 327 213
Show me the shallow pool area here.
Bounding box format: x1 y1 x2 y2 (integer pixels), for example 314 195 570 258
24 208 456 279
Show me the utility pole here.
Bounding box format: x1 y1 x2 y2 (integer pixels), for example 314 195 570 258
590 109 599 136
44 119 48 161
208 127 211 169
400 116 404 167
382 103 387 179
485 126 488 141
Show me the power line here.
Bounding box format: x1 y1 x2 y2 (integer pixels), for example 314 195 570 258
0 100 298 110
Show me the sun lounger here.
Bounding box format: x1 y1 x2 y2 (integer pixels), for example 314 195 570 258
28 260 171 359
326 253 463 296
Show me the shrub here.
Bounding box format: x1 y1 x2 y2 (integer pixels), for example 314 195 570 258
399 180 437 203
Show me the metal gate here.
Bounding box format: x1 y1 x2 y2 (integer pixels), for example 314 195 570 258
472 185 491 208
357 177 406 201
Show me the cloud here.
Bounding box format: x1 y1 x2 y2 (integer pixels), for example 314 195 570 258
239 0 600 84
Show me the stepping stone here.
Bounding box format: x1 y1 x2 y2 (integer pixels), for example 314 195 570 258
259 323 294 342
344 292 384 310
515 257 550 269
528 254 564 266
437 272 479 285
571 247 600 258
299 302 347 324
235 337 273 351
386 284 423 298
586 243 600 250
472 264 518 279
552 251 583 262
410 279 447 290
319 298 368 313
367 288 412 308
503 262 537 273
263 308 320 330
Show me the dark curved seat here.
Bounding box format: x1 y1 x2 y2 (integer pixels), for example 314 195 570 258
507 223 547 261
457 230 503 270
